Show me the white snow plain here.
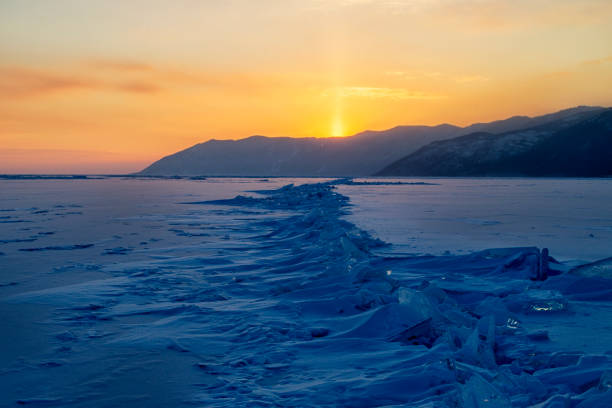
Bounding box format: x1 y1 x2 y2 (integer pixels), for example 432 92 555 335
0 176 611 407
339 178 612 262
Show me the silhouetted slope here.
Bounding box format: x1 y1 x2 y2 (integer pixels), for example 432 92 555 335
139 126 465 176
377 108 612 177
461 105 604 135
140 106 608 177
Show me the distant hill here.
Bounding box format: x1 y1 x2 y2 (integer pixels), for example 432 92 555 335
139 125 464 177
139 106 609 177
376 107 612 177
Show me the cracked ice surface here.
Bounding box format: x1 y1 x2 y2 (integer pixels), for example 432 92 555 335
1 177 612 407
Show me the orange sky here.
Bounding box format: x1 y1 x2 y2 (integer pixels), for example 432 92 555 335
1 0 611 173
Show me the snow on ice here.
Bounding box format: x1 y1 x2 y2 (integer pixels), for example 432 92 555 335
0 177 611 407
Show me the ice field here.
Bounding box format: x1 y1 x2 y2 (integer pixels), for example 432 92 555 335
1 177 611 407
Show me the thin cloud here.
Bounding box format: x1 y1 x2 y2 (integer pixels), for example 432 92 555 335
429 0 612 31
88 59 154 72
0 67 96 98
115 81 161 93
0 66 162 98
385 70 488 84
85 59 244 88
2 61 307 100
455 75 489 84
332 86 445 100
581 55 612 67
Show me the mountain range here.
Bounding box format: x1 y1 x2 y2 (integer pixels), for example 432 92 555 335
139 106 612 177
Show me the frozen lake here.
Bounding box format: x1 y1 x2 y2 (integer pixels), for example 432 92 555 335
1 177 611 407
339 178 612 262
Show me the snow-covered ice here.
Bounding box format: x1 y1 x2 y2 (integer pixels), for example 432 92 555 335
1 177 611 407
339 178 612 262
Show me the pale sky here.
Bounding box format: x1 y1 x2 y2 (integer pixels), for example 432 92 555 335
1 0 611 173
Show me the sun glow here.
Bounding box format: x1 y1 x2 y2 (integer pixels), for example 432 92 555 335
331 116 345 137
2 0 612 172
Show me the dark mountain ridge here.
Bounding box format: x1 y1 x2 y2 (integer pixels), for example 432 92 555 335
139 125 465 177
139 106 610 177
377 108 612 177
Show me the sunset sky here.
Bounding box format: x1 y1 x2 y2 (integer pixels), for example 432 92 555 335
1 0 611 173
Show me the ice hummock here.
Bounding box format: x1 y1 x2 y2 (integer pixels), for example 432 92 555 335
0 178 611 407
